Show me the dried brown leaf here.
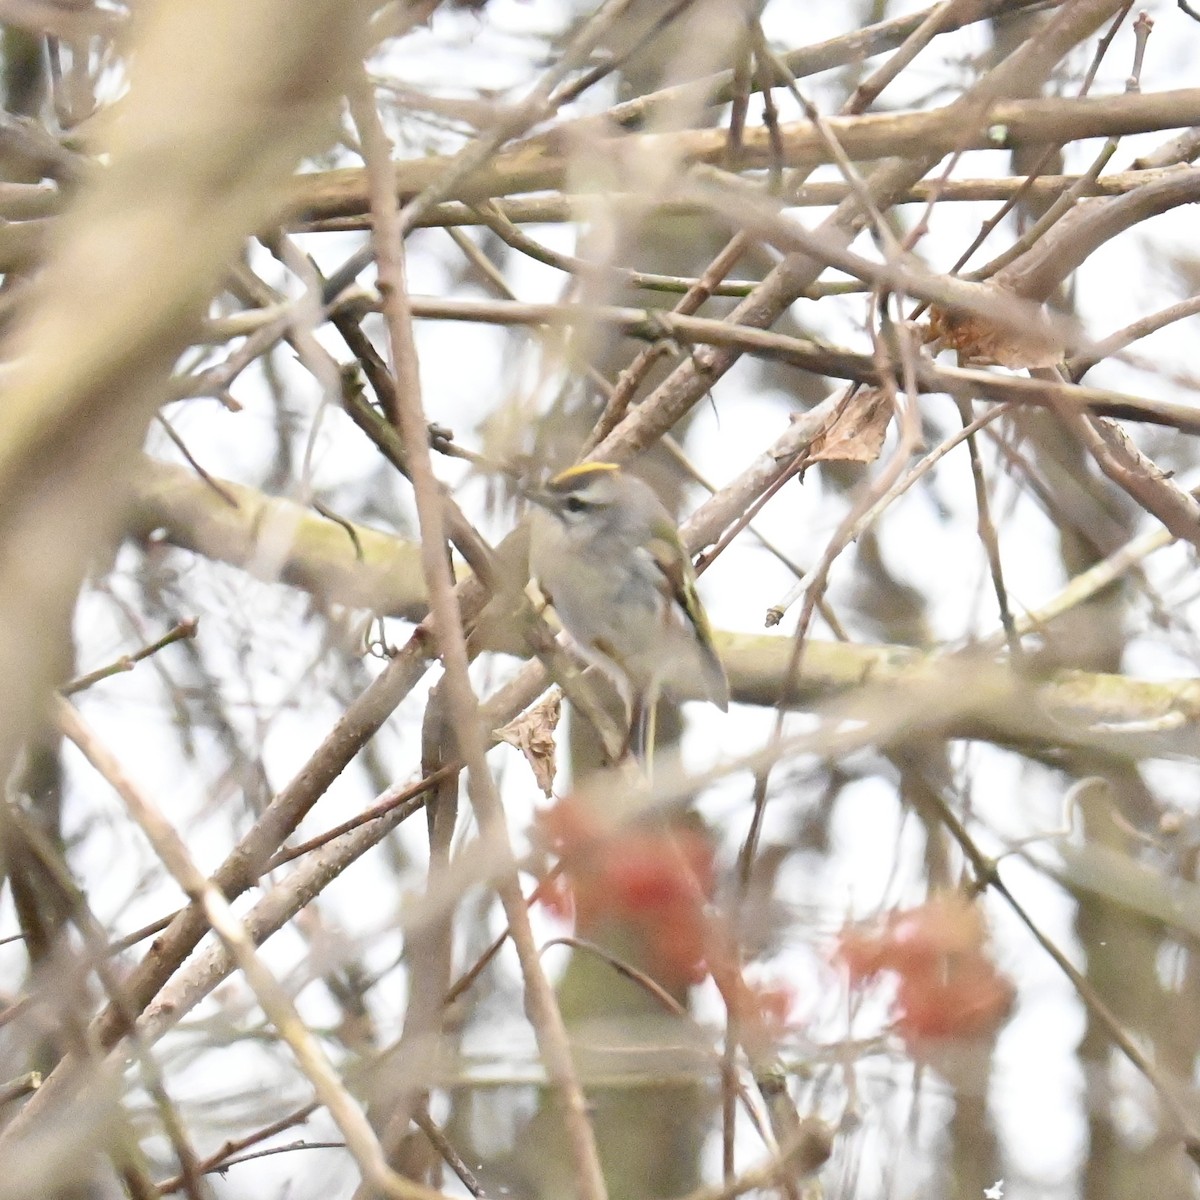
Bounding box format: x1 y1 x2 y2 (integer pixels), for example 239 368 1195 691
494 691 561 797
807 387 893 464
926 299 1065 369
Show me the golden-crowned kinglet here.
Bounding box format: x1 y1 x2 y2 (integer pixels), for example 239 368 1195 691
526 461 729 714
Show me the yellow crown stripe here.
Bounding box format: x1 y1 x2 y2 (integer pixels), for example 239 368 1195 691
548 461 621 489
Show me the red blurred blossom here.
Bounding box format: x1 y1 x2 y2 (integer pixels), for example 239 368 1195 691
834 893 1014 1048
745 979 801 1034
531 871 575 923
536 793 605 855
835 926 891 984
886 893 987 961
837 892 986 981
894 958 1015 1042
533 797 717 987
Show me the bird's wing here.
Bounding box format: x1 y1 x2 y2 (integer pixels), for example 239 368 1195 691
647 533 729 708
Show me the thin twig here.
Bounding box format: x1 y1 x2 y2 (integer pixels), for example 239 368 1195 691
955 395 1023 660
61 619 199 697
155 415 240 507
157 1103 320 1193
412 1111 489 1200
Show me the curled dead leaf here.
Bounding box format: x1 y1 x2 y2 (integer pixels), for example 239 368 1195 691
494 690 561 797
925 295 1066 370
807 386 893 465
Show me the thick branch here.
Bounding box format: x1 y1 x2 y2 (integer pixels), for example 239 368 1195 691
295 88 1200 219
129 459 435 620
129 461 1200 750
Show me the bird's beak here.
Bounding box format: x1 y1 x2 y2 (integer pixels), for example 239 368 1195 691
520 482 558 512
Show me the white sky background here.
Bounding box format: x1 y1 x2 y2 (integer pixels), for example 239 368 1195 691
7 1 1200 1198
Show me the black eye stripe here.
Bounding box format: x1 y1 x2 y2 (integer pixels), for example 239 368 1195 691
563 495 588 513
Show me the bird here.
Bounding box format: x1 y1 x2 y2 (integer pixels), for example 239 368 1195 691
525 461 728 755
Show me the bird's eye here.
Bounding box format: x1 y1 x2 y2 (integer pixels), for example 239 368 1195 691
563 496 587 513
